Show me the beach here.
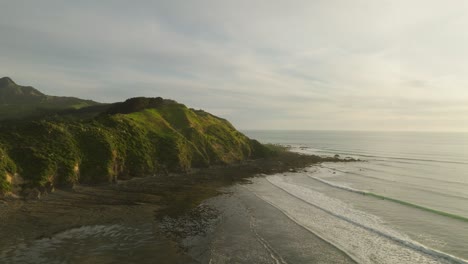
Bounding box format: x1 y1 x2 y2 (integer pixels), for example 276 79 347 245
2 131 468 263
0 151 342 263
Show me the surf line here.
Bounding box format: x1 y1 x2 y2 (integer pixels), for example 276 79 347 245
313 148 468 165
241 185 361 264
320 164 468 189
265 177 468 264
308 175 468 223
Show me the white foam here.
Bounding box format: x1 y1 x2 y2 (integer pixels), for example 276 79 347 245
245 175 468 264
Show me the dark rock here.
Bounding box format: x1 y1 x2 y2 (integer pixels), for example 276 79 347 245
22 188 41 200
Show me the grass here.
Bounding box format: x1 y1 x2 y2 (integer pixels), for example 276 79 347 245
0 98 268 193
0 146 16 192
0 77 100 121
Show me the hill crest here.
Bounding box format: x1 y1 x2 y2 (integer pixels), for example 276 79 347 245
0 78 270 196
0 77 100 120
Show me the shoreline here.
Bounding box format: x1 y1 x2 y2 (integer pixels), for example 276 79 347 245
0 151 339 262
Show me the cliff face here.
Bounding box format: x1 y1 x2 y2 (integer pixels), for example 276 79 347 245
0 85 268 195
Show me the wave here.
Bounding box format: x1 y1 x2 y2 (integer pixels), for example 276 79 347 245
304 147 468 165
308 175 468 223
265 176 468 264
355 164 468 188
245 187 361 264
319 164 468 194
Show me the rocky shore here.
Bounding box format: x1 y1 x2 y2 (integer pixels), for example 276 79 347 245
0 150 355 263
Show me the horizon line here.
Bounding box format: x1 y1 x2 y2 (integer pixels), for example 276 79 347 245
240 129 468 133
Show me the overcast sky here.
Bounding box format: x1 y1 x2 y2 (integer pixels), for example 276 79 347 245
1 1 468 131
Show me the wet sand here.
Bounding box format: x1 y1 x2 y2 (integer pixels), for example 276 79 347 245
182 187 356 264
0 152 355 263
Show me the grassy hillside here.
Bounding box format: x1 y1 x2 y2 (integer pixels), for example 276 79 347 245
0 77 100 120
0 97 269 195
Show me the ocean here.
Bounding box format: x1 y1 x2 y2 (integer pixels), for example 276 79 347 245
238 130 468 263
3 130 467 263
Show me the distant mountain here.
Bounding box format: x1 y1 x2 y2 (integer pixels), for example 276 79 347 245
0 77 45 103
0 77 100 120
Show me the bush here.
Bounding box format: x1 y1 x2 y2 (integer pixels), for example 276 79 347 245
0 98 270 191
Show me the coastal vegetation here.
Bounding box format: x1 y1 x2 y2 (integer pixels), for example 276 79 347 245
0 78 270 196
0 77 99 120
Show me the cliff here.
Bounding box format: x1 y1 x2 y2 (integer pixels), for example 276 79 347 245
0 79 269 196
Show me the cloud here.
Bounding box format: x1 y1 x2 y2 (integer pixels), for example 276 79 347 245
1 0 468 131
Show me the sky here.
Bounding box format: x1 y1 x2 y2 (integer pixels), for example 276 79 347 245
1 0 468 131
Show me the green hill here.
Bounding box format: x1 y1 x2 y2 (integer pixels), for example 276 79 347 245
0 77 100 120
0 79 269 195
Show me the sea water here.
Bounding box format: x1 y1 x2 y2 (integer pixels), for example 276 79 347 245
242 130 468 263
3 131 467 263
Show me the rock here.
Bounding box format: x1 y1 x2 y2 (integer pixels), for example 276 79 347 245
0 191 20 201
22 188 41 200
